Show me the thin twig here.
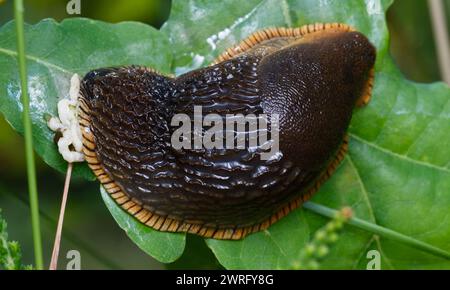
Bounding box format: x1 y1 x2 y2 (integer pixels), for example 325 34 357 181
1 186 122 269
49 163 73 270
428 0 450 85
13 0 43 269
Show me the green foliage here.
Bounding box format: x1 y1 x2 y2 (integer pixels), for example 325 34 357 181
0 0 449 269
165 0 450 269
0 210 29 270
100 187 185 263
0 18 172 180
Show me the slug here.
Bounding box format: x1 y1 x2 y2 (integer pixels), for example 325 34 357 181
77 23 376 240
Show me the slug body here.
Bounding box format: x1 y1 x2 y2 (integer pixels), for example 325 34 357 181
78 23 376 239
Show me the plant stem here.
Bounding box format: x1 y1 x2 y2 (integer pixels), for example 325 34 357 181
1 186 122 270
428 0 450 85
304 201 450 261
50 163 73 270
14 0 43 270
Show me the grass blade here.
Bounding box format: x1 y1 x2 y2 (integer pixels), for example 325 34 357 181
13 0 43 269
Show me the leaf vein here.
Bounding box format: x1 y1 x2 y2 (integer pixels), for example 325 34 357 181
0 47 72 75
350 133 450 174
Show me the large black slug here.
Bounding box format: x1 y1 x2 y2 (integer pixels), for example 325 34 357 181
77 23 376 239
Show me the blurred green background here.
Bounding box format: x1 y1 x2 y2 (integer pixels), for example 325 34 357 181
0 0 448 269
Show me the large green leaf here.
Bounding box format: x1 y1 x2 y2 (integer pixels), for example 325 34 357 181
0 18 172 179
0 18 181 264
100 187 185 263
163 0 450 269
1 0 450 269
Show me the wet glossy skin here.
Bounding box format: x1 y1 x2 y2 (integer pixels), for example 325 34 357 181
79 29 376 235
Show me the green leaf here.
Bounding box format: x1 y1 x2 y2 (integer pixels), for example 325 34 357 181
0 18 181 264
167 235 224 269
0 18 173 179
100 187 185 263
163 0 450 269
